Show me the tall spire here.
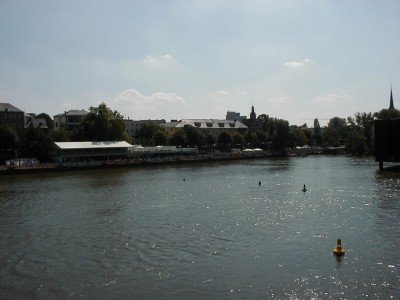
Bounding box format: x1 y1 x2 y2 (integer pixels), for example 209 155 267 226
389 86 394 109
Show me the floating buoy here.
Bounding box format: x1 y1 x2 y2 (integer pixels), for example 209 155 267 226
333 238 345 256
302 184 307 192
183 178 185 181
259 181 261 186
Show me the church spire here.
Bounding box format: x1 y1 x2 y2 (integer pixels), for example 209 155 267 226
389 86 394 109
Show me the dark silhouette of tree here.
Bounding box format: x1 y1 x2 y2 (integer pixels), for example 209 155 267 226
0 124 19 150
270 119 290 150
217 131 232 149
323 117 347 146
232 132 244 146
183 125 202 147
0 124 19 162
374 108 400 120
347 112 374 153
81 102 127 141
168 129 187 146
244 131 258 147
204 134 215 147
136 123 164 146
22 125 53 161
152 130 167 145
51 128 70 142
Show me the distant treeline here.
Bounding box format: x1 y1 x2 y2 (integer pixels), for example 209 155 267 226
1 103 399 163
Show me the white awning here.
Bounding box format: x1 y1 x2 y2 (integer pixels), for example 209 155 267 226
55 141 133 150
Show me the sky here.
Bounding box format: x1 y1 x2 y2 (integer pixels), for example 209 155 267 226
0 0 399 126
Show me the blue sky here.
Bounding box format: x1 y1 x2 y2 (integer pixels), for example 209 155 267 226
1 0 399 126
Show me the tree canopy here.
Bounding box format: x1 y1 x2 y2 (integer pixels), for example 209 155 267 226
81 102 127 141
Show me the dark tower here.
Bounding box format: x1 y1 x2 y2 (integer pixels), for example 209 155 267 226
389 87 394 109
250 105 256 122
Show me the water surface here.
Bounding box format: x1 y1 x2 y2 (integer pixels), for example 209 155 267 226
0 156 399 299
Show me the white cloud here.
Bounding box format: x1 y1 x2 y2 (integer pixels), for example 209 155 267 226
313 93 349 103
141 54 174 66
112 88 185 119
284 58 312 68
150 92 185 103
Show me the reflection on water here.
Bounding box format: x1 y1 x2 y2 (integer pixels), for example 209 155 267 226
0 156 399 299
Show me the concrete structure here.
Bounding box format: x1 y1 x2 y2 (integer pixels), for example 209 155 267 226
53 110 88 131
162 119 248 139
0 103 25 138
124 119 166 141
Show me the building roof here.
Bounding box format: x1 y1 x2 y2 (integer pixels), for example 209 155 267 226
25 118 48 129
54 141 133 150
0 103 24 112
162 119 248 129
54 110 89 117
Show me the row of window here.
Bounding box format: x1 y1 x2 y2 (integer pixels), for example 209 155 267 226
193 122 235 128
0 113 23 119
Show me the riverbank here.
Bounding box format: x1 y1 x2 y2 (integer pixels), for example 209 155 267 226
0 152 280 175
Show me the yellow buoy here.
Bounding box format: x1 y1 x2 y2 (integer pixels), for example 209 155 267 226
333 238 345 256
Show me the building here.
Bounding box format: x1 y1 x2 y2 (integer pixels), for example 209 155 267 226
375 87 400 169
53 110 88 131
54 141 133 163
123 119 166 141
24 113 48 130
389 87 395 109
226 111 247 122
244 105 261 132
0 103 25 138
162 119 248 139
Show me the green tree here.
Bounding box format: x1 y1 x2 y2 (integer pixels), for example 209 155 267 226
289 126 307 147
347 112 374 152
313 118 322 146
374 108 400 120
270 119 290 150
0 124 19 162
323 117 347 146
136 123 164 146
204 134 215 147
256 131 268 147
244 131 258 147
346 129 367 156
0 124 19 150
217 131 232 149
257 114 270 132
183 125 202 147
168 129 187 146
51 128 70 142
81 102 126 141
22 125 53 161
152 130 167 145
232 132 244 146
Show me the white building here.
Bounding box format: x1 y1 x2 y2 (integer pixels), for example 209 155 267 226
53 110 88 131
162 119 248 138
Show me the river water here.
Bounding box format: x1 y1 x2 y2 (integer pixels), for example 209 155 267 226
0 156 399 299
